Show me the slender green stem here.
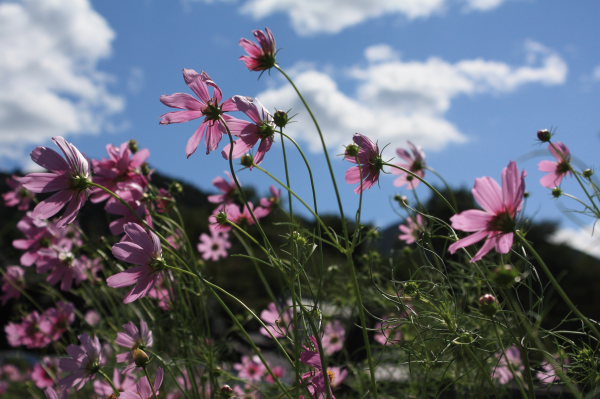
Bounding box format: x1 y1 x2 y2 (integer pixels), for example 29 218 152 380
280 129 294 220
516 231 600 340
98 369 120 396
142 367 159 399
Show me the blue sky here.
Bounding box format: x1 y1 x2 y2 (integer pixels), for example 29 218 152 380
1 0 600 250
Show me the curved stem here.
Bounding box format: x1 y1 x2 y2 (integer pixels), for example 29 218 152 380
98 369 120 397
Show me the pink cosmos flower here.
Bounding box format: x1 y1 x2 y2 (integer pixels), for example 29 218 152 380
240 27 277 71
300 336 346 399
492 345 523 385
39 302 75 342
44 387 68 399
391 142 427 189
148 274 172 310
107 223 165 304
104 182 151 235
345 133 384 194
208 172 238 204
398 214 426 245
94 368 136 397
222 96 276 165
13 214 61 267
115 320 154 367
1 266 25 305
31 357 60 389
537 356 567 384
197 231 231 261
84 310 101 327
259 302 293 338
3 175 33 210
5 311 53 348
322 320 346 356
538 142 572 188
258 185 281 217
120 367 164 399
265 365 287 384
35 248 87 291
160 69 237 157
21 136 91 227
233 355 266 382
59 333 105 390
448 161 526 262
91 141 150 203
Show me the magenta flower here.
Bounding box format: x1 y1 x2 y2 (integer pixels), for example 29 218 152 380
537 357 567 384
259 302 293 339
31 357 60 389
107 223 165 304
233 355 266 382
3 175 33 210
160 69 237 157
208 172 238 204
5 311 53 348
39 302 75 342
13 214 62 267
448 161 526 262
1 266 25 305
258 185 281 216
391 142 427 189
222 96 276 165
344 133 384 194
35 248 87 291
197 231 231 261
240 27 277 71
21 136 91 227
398 214 426 245
104 182 150 235
59 333 105 390
492 345 523 385
115 320 154 367
300 336 345 399
91 141 150 203
322 320 346 356
538 141 572 188
94 368 136 397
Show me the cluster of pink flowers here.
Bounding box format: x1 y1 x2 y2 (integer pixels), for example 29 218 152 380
5 302 74 348
300 336 348 399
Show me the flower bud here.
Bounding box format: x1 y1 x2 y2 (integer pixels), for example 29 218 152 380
394 195 409 207
537 129 552 142
169 181 183 195
141 163 151 176
403 281 419 298
128 139 139 153
492 264 519 288
479 294 499 316
133 348 150 367
220 384 234 397
241 153 254 168
552 187 562 198
583 169 594 178
273 110 289 128
345 144 360 157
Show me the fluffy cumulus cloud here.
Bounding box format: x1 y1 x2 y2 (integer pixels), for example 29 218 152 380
241 0 446 35
550 225 600 259
0 0 123 162
256 41 567 154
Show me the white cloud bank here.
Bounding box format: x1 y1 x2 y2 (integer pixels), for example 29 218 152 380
256 41 567 154
550 225 600 259
0 0 124 162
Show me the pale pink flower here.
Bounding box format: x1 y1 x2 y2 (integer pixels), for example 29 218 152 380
1 265 25 305
59 333 105 390
258 185 281 216
115 320 154 367
233 355 266 382
398 214 426 245
197 231 231 261
39 301 75 342
160 69 237 157
31 357 60 389
448 161 526 262
537 356 567 384
107 223 165 304
91 141 150 203
492 345 523 385
5 311 53 348
13 214 62 267
538 142 571 188
240 27 277 71
147 274 172 310
104 182 150 235
35 248 87 291
21 137 91 227
207 172 238 204
3 175 33 210
94 368 136 396
322 320 346 356
392 142 426 189
259 302 293 338
222 96 276 165
120 367 164 399
345 133 384 194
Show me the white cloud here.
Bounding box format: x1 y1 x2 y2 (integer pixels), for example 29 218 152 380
463 0 506 12
127 67 145 94
593 66 600 81
550 225 600 259
256 41 567 154
0 0 124 164
241 0 446 35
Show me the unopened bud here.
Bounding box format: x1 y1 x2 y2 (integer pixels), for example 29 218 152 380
404 281 419 298
537 129 552 142
552 187 562 198
133 348 150 367
273 110 289 128
584 169 594 178
169 181 183 195
128 139 139 153
493 264 519 288
220 384 234 397
524 192 530 198
345 144 360 157
394 195 409 207
241 153 254 168
141 163 151 176
479 294 499 316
